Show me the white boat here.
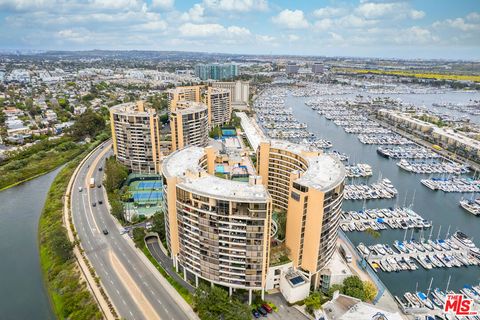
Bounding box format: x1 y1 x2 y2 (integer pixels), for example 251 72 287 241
416 291 434 309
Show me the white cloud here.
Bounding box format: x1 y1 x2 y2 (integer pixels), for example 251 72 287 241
287 34 299 41
434 17 480 32
256 34 275 42
56 28 90 43
151 0 174 9
181 4 205 22
313 18 333 31
410 10 425 20
89 0 144 10
313 7 346 18
329 32 344 43
272 9 309 29
0 0 57 11
203 0 267 12
356 1 424 20
467 12 480 21
134 20 167 31
178 23 250 38
394 26 437 44
338 14 377 28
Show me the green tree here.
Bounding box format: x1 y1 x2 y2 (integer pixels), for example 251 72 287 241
194 284 250 320
104 157 129 193
209 125 222 138
151 211 166 241
327 284 344 297
304 292 323 314
50 230 74 263
132 227 146 248
68 109 106 141
110 197 124 222
344 286 366 301
343 276 363 290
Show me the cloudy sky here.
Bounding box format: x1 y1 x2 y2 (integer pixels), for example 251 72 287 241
0 0 479 59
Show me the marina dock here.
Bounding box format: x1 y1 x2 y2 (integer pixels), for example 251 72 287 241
345 178 398 200
357 231 480 274
340 207 431 232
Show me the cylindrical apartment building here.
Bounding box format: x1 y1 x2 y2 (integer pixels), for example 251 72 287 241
110 101 161 173
257 140 345 288
170 101 209 151
167 86 202 110
162 146 272 300
207 87 231 127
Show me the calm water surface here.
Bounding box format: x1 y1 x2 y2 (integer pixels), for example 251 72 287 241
0 169 59 320
288 93 480 297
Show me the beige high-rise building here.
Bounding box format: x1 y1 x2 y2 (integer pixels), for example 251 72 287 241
212 81 249 108
168 85 232 128
167 85 202 110
170 100 209 151
110 101 162 173
257 140 345 287
162 134 345 304
162 146 272 302
206 87 231 127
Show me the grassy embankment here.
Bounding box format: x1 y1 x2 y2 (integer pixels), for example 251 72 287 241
0 137 87 191
334 67 480 83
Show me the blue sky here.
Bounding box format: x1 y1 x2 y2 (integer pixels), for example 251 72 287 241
0 0 479 59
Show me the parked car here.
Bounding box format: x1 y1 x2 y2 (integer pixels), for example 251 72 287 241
262 304 273 313
257 306 267 317
251 309 261 318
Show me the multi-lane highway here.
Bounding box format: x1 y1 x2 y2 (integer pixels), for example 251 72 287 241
71 141 197 320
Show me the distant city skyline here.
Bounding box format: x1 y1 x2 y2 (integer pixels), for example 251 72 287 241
0 0 479 60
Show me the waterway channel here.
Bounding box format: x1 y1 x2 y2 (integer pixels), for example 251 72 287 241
0 169 59 320
288 93 480 298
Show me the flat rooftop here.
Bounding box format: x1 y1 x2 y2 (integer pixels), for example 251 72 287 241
179 175 269 202
236 111 265 151
297 153 345 192
322 295 403 320
162 146 205 179
162 146 269 202
174 101 208 114
285 270 309 288
270 140 345 192
110 102 153 116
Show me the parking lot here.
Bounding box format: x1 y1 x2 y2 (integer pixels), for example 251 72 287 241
256 293 309 320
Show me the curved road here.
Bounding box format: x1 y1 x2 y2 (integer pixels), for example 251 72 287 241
71 141 196 320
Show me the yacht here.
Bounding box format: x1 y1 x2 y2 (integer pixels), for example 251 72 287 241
404 292 421 307
432 288 447 304
416 291 434 309
459 198 480 216
357 243 370 256
452 231 477 249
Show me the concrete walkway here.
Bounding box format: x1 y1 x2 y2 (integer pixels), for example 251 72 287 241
337 236 407 318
